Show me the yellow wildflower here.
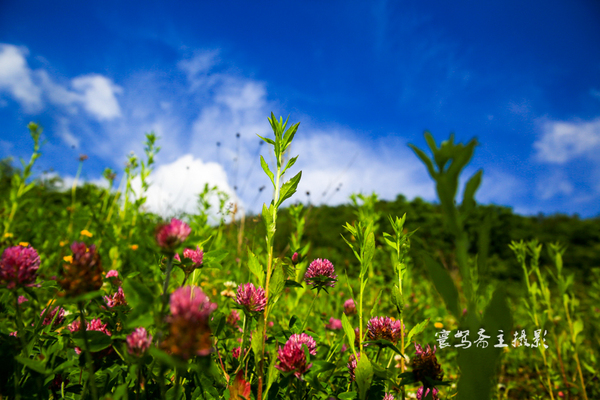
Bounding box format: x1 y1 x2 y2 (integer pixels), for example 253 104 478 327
80 229 93 237
3 232 13 238
19 242 29 247
434 322 444 329
63 255 73 263
130 244 139 251
59 241 67 247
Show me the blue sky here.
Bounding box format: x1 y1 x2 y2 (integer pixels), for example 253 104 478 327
1 1 599 217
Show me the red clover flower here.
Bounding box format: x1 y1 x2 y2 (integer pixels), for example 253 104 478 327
156 218 191 253
162 285 216 359
367 316 404 343
68 317 111 355
383 393 396 400
104 286 127 308
325 317 342 330
304 258 337 290
412 343 444 388
235 283 266 314
58 242 103 297
41 306 66 328
126 327 152 357
0 245 40 289
343 298 356 315
276 333 317 379
416 387 439 400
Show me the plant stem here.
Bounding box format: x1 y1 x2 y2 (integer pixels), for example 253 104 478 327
301 292 318 331
78 302 98 400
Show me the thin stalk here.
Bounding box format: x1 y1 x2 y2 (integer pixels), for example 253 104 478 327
301 292 318 331
78 302 98 400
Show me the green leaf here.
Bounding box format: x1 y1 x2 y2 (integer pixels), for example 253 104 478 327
361 232 375 277
462 170 482 214
247 249 265 287
312 360 336 373
406 318 430 345
424 255 460 319
122 279 155 328
284 279 303 289
363 339 403 355
257 134 275 146
209 310 227 337
283 155 298 174
408 144 436 178
260 155 275 187
262 203 275 241
72 330 112 352
204 249 228 265
276 171 302 208
268 262 285 311
338 392 357 400
15 355 47 374
355 352 373 400
342 313 357 358
251 318 264 359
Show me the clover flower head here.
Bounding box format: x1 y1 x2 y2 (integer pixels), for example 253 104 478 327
58 242 103 297
69 317 111 354
276 333 317 378
232 347 241 359
235 283 266 313
106 270 119 278
227 309 241 327
304 258 337 289
183 246 204 266
347 352 361 381
162 286 216 360
0 245 40 289
367 316 405 344
170 285 217 322
416 387 439 400
383 393 396 400
18 296 28 304
325 317 342 330
105 286 127 308
127 327 152 357
412 343 443 387
41 306 66 328
344 298 356 315
156 218 191 252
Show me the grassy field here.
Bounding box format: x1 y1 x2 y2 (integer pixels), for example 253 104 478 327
0 120 598 400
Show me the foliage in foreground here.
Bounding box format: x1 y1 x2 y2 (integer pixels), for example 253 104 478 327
0 120 598 400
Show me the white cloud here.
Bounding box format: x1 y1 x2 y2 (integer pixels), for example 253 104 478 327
536 171 574 200
71 74 123 120
475 169 523 204
130 154 237 217
0 43 122 121
534 118 600 164
0 44 42 111
56 117 80 148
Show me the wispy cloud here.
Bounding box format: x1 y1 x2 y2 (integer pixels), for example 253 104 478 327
534 117 600 164
0 43 123 122
0 44 43 111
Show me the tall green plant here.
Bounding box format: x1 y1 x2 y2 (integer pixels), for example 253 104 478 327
409 132 512 400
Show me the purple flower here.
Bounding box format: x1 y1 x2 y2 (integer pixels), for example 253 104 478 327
367 316 404 344
235 283 267 313
412 343 444 388
127 327 152 356
0 245 40 289
162 285 216 359
104 286 127 308
276 333 317 378
325 317 342 330
156 218 191 253
343 298 356 315
304 258 337 289
58 242 103 297
232 347 241 359
106 270 119 278
347 352 361 381
183 247 204 266
41 307 66 328
69 318 111 355
227 310 241 327
383 393 396 400
18 296 28 304
170 285 217 322
416 387 439 400
291 252 300 265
